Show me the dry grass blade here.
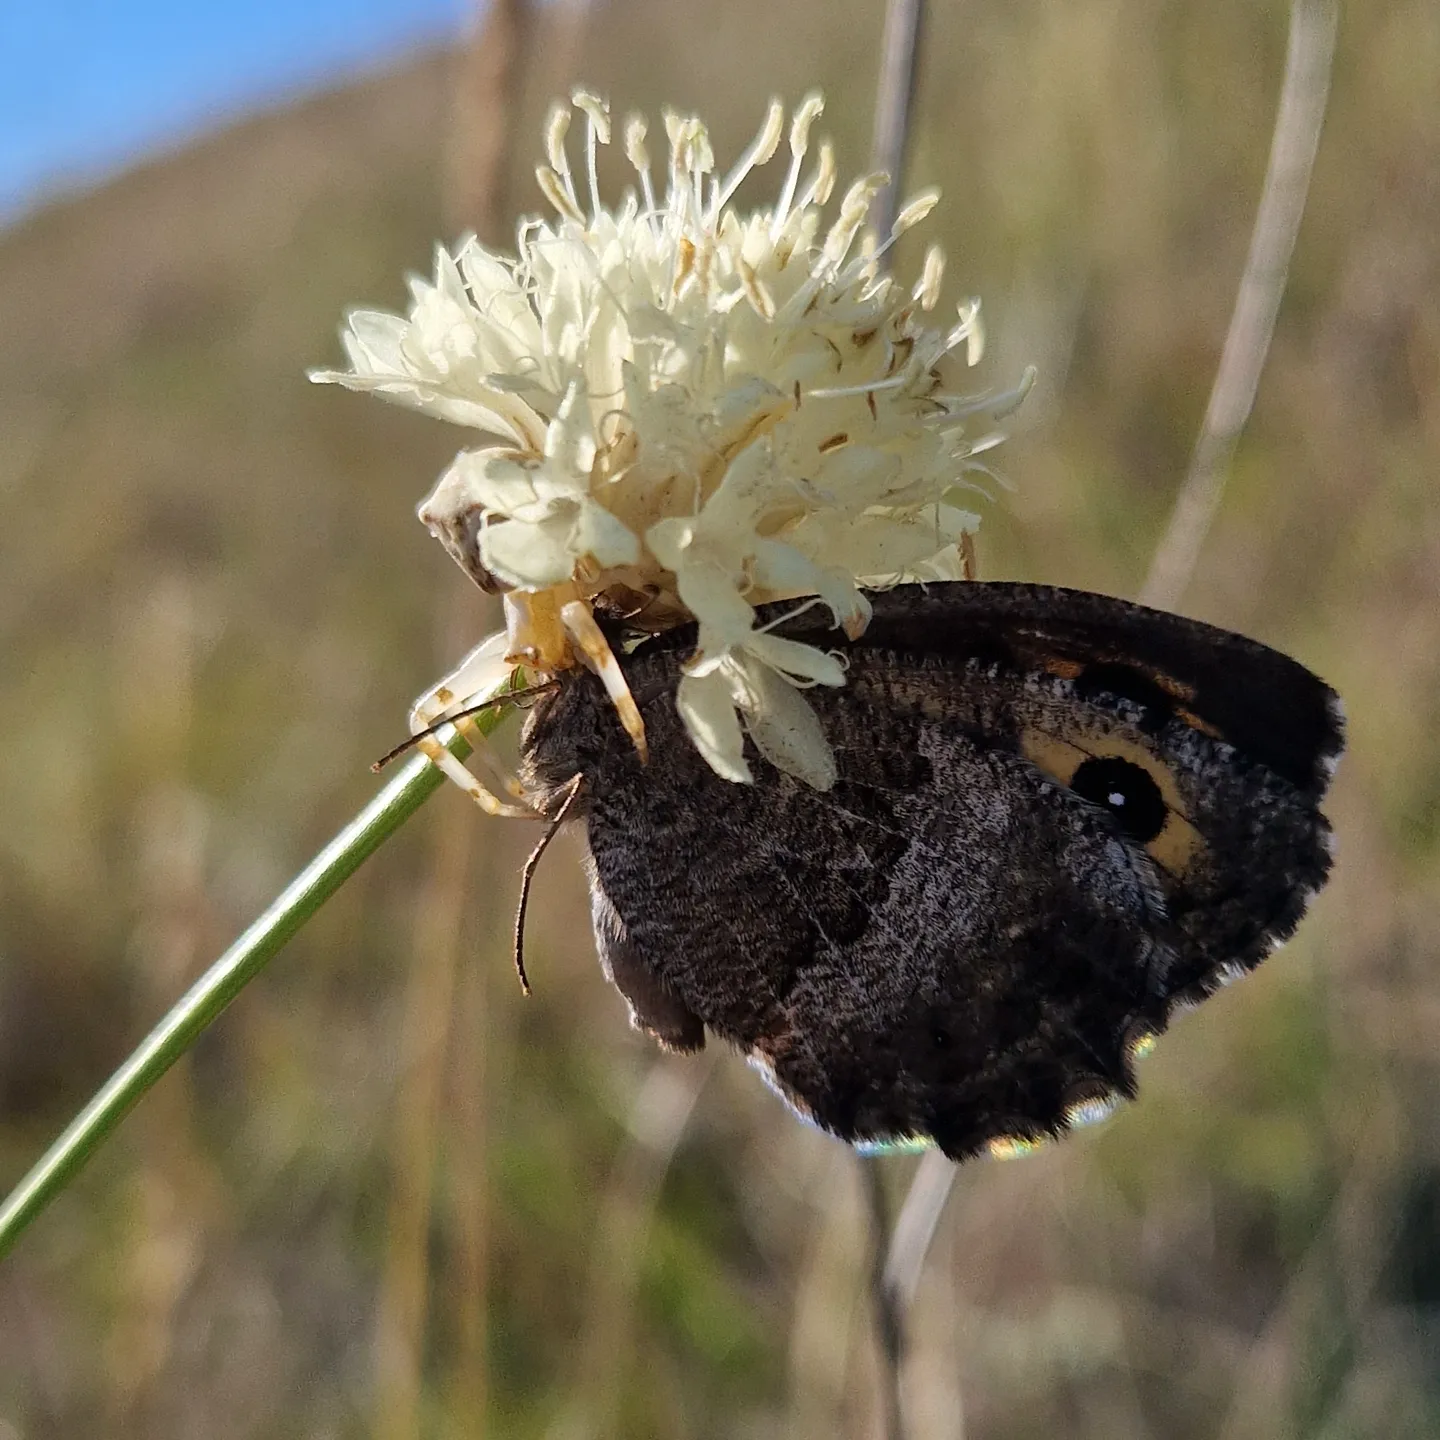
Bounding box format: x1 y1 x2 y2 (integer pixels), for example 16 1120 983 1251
1141 0 1339 610
445 0 534 241
869 0 928 239
866 1152 963 1440
862 1159 907 1440
882 1151 958 1315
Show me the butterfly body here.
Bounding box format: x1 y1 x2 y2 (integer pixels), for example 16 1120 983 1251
520 583 1342 1161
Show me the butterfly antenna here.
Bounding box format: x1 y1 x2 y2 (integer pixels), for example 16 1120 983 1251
512 773 584 995
370 681 559 772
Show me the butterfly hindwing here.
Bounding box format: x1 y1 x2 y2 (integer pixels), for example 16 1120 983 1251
520 582 1343 1160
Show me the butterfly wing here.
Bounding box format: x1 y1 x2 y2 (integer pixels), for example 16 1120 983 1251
839 584 1343 999
522 582 1343 1160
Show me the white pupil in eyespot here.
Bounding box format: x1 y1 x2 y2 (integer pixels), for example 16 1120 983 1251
1108 790 1125 807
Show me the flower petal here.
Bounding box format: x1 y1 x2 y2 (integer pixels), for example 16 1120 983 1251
749 538 869 636
784 509 972 580
571 499 641 569
744 632 847 687
676 672 752 783
455 241 544 363
734 657 838 790
310 366 531 441
647 528 757 650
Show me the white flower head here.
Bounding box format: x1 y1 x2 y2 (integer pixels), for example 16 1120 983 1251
313 90 1032 788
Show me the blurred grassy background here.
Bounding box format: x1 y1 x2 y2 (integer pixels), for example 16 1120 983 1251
0 0 1436 1435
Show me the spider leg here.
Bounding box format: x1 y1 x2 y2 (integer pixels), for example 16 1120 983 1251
560 599 649 762
408 633 543 818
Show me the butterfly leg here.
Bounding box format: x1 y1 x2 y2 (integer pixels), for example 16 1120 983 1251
408 634 544 819
560 599 649 761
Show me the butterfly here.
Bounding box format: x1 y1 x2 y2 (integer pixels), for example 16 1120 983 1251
510 581 1342 1161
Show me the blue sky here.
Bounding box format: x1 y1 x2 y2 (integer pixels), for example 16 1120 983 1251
0 0 469 219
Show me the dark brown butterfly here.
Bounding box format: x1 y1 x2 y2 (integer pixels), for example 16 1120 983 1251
514 582 1342 1161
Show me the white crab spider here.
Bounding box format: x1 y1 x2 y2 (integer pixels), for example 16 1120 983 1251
408 588 648 817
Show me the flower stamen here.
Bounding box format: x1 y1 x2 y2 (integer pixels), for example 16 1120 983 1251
624 114 657 222
544 103 582 219
714 98 785 217
571 89 610 224
773 91 824 238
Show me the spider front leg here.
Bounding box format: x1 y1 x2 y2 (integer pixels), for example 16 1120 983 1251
408 633 544 819
560 600 648 762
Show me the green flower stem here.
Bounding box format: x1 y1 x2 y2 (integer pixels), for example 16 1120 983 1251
0 718 495 1261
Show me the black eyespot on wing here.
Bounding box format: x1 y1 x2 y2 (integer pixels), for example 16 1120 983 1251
1068 756 1168 842
1074 662 1175 731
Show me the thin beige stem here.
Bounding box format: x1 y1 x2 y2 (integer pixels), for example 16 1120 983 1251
882 1150 958 1315
1141 0 1338 611
862 1160 906 1440
869 0 928 239
444 0 534 243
